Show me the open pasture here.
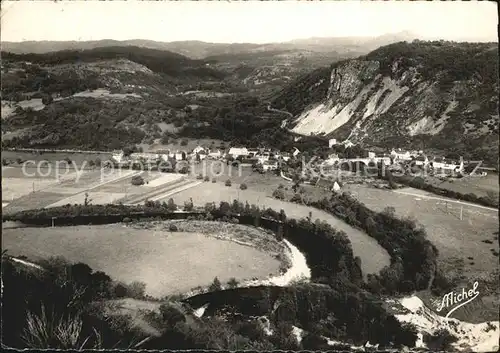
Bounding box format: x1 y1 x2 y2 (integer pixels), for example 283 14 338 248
422 173 499 199
344 184 499 281
169 182 390 276
2 223 282 298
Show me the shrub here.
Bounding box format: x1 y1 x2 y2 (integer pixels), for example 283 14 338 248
131 175 145 186
204 176 210 182
272 188 285 200
225 179 232 187
122 217 132 223
2 158 9 166
212 178 216 183
159 304 186 328
227 278 239 289
196 173 204 180
169 224 178 232
239 183 248 190
180 139 188 146
423 329 458 351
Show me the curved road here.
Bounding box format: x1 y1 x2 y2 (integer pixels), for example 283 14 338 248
267 104 293 129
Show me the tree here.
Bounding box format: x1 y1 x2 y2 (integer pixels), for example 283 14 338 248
208 277 222 292
227 278 239 289
166 198 177 212
225 179 232 187
128 281 146 299
184 198 194 211
83 192 92 206
276 224 284 241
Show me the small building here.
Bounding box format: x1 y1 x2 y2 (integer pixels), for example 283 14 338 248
262 160 278 172
193 146 205 154
292 147 301 157
208 149 222 159
228 147 249 158
390 149 412 161
414 155 429 166
368 151 376 159
333 181 341 192
329 138 337 148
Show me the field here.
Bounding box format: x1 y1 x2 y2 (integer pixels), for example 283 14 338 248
343 184 498 278
342 183 499 320
168 181 391 276
422 173 499 199
2 222 282 298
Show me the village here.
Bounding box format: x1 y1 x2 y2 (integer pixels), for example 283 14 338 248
110 136 483 179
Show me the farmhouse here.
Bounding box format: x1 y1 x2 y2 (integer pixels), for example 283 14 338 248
262 160 278 172
193 146 206 154
329 138 338 148
414 155 429 166
390 149 412 161
228 147 249 158
208 149 222 159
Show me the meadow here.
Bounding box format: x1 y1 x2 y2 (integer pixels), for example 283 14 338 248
169 181 391 276
2 223 282 298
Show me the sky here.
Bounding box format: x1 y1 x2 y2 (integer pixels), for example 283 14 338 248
1 1 498 43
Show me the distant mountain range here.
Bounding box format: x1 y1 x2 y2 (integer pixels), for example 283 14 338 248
1 32 421 59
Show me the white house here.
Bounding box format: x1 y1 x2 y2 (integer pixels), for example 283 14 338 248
368 151 376 159
174 152 185 161
262 160 278 172
292 147 301 157
193 146 205 154
208 149 222 159
414 155 429 166
228 147 249 158
130 152 160 163
390 149 412 161
247 149 260 157
329 138 337 148
333 181 341 192
111 151 125 163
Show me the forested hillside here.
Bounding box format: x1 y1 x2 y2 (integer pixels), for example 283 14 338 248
272 41 499 164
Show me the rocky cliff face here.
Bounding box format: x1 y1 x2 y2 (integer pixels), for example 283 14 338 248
274 41 499 163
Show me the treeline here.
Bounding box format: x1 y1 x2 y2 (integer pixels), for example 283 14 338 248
271 66 332 115
309 192 443 295
5 197 446 295
184 284 418 348
2 98 146 150
4 201 361 287
3 200 424 349
2 254 418 350
1 63 100 101
364 41 498 86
